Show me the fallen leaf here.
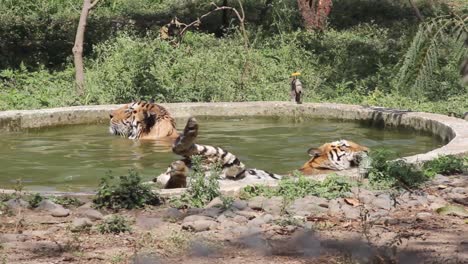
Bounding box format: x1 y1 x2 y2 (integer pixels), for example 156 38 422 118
344 198 361 207
437 185 448 189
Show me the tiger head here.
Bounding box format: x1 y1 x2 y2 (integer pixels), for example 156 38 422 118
299 140 369 175
109 103 135 137
109 100 178 140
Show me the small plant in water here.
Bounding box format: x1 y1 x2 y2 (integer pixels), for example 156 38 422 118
97 215 132 234
93 169 160 210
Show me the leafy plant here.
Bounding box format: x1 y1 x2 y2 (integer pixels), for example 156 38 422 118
51 196 84 208
96 215 132 234
240 172 357 201
368 149 434 189
170 155 221 208
25 193 44 208
423 155 467 176
93 170 160 210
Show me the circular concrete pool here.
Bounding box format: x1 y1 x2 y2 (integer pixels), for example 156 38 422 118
0 116 443 192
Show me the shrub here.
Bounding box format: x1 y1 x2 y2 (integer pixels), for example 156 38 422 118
423 155 467 176
93 170 160 210
25 193 44 208
171 155 221 208
240 172 357 201
368 149 434 189
97 215 132 234
51 196 84 208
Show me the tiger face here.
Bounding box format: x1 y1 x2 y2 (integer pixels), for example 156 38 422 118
299 140 369 175
109 103 134 137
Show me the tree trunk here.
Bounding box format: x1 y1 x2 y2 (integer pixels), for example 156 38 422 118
297 0 332 31
72 0 99 95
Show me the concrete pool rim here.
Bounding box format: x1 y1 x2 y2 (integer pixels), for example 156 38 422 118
0 101 467 197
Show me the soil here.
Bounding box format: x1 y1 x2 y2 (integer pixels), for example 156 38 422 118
1 174 467 264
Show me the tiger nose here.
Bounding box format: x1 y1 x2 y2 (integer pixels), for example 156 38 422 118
109 114 114 118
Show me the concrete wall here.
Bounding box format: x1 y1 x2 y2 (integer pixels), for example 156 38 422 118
1 102 466 163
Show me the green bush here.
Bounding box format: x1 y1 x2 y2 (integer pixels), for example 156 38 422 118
25 193 44 208
51 196 84 208
368 149 434 189
97 215 132 234
93 170 160 210
240 172 357 201
171 155 221 208
423 155 467 176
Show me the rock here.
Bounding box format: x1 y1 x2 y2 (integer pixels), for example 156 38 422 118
451 187 467 194
163 208 184 220
218 219 238 230
71 218 92 232
6 198 29 210
51 207 70 217
232 215 248 224
248 196 267 210
436 205 468 218
416 212 432 221
428 195 448 210
453 197 468 207
432 174 451 185
183 215 214 223
286 196 328 217
205 197 224 208
36 200 59 211
262 196 284 215
351 188 375 204
328 199 343 215
235 210 258 220
247 214 274 227
201 207 223 218
371 194 393 210
136 216 163 229
186 208 204 215
341 204 360 220
77 202 93 210
182 219 217 232
0 233 31 243
76 209 103 221
447 193 466 200
232 200 248 210
414 195 429 206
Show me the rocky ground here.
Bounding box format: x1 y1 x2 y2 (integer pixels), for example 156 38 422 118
1 174 467 264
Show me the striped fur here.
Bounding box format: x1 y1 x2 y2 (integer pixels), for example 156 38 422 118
156 117 281 188
109 100 178 140
300 139 369 175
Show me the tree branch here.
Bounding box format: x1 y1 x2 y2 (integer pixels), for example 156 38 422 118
177 1 249 48
89 0 99 9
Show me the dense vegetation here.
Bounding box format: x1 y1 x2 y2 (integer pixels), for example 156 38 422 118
0 0 466 115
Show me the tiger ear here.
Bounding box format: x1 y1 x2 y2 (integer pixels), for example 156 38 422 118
149 98 155 104
307 147 321 157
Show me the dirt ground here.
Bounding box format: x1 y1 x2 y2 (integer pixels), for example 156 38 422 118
1 175 467 264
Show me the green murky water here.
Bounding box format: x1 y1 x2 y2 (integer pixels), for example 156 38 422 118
0 116 443 192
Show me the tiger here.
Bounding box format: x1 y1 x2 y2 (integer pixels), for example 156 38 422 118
299 139 369 175
156 117 282 189
109 100 179 140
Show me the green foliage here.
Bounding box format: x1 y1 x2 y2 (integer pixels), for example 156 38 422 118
240 172 357 201
51 196 84 208
394 16 467 101
97 215 132 234
422 155 467 176
25 193 44 208
171 155 221 208
367 149 449 189
93 170 160 210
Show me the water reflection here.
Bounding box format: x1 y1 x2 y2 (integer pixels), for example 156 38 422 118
0 117 442 191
